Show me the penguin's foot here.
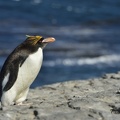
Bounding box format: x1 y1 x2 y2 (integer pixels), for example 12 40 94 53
0 102 14 111
15 102 32 106
0 106 11 111
0 106 8 111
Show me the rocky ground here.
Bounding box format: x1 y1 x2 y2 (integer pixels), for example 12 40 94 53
1 72 120 120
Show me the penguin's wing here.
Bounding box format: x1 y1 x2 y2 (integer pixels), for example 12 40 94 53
0 55 28 92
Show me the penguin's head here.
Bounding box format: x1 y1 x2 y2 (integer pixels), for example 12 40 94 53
25 35 55 48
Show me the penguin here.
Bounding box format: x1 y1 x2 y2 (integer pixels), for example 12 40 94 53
0 35 55 108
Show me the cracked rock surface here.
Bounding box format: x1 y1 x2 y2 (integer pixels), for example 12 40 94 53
1 72 120 120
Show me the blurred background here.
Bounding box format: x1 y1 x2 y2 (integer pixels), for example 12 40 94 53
0 0 120 88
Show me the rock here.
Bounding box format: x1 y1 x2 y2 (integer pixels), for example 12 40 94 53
1 72 120 120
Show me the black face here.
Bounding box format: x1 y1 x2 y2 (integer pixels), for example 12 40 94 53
37 37 44 45
37 37 47 48
38 37 44 43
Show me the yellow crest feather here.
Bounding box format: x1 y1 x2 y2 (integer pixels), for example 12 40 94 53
25 35 43 45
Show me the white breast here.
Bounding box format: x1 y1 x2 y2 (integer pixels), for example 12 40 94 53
13 48 43 91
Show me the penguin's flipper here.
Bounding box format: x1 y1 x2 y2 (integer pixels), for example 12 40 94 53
2 55 27 92
2 63 19 92
0 65 18 100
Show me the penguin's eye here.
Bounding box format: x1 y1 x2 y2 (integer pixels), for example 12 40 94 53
37 37 44 44
40 37 44 41
38 37 44 43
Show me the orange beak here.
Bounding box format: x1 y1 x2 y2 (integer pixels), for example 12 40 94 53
42 37 55 43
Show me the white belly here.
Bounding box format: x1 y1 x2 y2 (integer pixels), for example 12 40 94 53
14 48 43 92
